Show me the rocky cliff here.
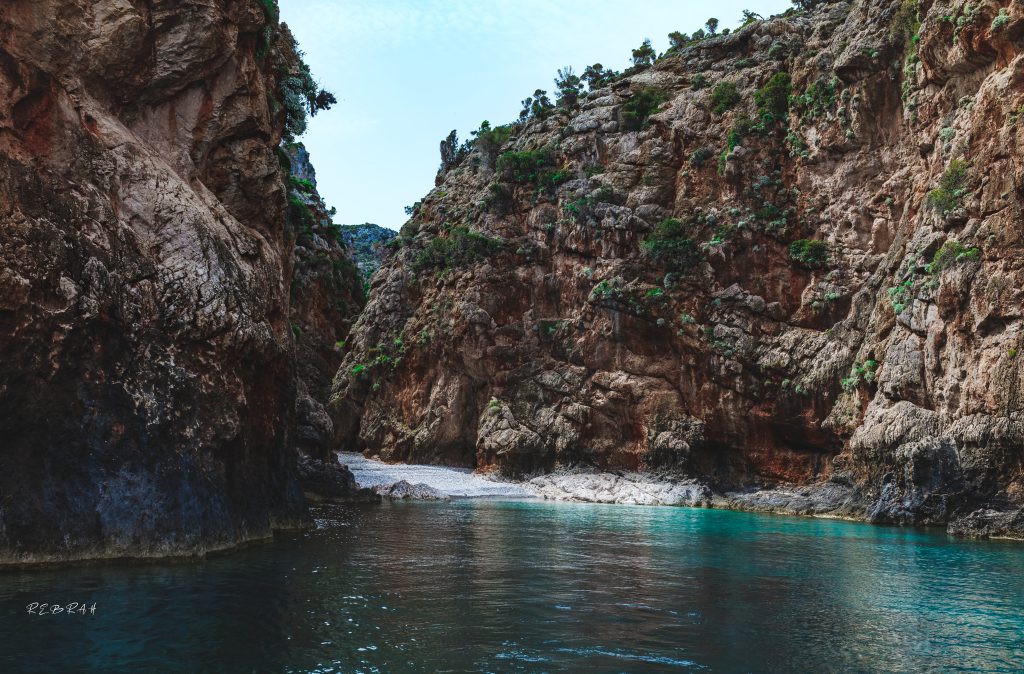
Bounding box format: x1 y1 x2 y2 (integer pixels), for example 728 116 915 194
284 143 365 458
0 0 359 564
341 223 398 279
333 0 1024 535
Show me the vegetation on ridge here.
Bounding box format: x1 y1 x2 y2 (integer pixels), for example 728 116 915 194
411 226 503 274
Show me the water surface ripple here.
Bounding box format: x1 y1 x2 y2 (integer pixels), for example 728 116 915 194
2 501 1022 672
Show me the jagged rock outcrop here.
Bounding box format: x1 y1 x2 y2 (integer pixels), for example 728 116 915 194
333 0 1024 536
0 1 357 564
296 453 379 503
341 223 398 278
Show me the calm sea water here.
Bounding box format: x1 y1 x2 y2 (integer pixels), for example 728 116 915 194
1 500 1023 673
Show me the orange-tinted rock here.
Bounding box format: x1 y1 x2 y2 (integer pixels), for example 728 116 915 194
333 0 1024 526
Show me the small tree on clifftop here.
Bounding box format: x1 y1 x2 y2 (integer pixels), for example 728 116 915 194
439 130 459 172
632 39 656 67
555 67 583 108
520 89 554 121
582 63 616 90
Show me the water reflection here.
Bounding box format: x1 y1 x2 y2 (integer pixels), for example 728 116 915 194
1 501 1022 672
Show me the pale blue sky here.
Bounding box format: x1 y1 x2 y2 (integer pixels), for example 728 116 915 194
279 0 792 230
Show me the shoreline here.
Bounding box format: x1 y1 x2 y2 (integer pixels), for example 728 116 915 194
341 454 1024 543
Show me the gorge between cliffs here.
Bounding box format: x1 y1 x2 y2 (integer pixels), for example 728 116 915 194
4 0 1024 670
3 0 1024 567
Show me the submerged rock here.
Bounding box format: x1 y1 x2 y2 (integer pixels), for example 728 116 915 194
948 509 1024 542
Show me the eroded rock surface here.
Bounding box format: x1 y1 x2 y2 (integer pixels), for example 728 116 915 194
333 0 1024 531
0 1 359 564
529 470 713 506
286 143 366 458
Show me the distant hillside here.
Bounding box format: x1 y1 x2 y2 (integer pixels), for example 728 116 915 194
341 224 397 278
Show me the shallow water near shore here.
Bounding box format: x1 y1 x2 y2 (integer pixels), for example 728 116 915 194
2 500 1023 672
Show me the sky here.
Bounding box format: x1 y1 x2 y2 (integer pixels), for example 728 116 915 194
279 0 792 231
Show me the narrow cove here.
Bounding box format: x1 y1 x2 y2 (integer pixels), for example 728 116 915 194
3 499 1022 672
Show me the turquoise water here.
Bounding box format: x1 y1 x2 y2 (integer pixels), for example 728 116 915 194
2 500 1023 672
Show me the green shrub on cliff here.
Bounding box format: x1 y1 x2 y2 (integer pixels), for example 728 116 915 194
276 30 337 142
710 81 741 114
288 176 315 194
891 0 921 45
927 159 970 214
470 121 514 161
496 148 568 192
788 239 828 267
689 147 713 167
287 195 315 233
642 218 701 271
755 72 791 120
631 39 657 67
411 226 502 273
519 89 555 121
841 359 879 392
887 279 915 313
622 87 668 130
926 240 980 274
555 67 583 108
582 63 617 90
795 77 839 121
992 8 1010 31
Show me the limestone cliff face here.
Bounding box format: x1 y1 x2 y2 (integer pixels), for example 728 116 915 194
334 0 1024 529
341 224 398 279
0 1 352 563
285 143 365 458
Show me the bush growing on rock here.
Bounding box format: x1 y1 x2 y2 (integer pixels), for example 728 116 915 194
631 39 657 67
467 120 514 169
710 81 741 114
642 218 701 271
794 77 839 121
689 147 713 167
668 31 689 52
288 175 315 194
496 148 568 192
555 67 583 108
890 0 921 45
582 63 617 90
277 30 336 142
288 195 316 233
991 8 1010 31
519 89 554 121
841 359 879 392
740 10 763 27
755 72 792 120
927 159 970 214
887 278 915 313
411 226 502 273
622 87 667 130
439 130 467 173
926 240 980 274
788 239 829 267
